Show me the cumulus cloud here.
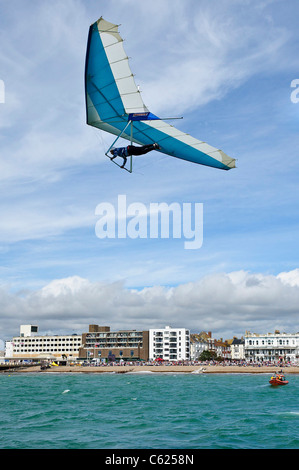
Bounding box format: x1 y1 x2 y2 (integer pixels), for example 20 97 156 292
1 270 298 342
277 269 299 287
128 0 291 115
0 0 97 184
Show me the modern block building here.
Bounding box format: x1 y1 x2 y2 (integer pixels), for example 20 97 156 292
5 325 82 362
149 325 190 361
79 325 149 361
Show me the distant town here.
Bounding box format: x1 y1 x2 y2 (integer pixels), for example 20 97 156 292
1 324 299 366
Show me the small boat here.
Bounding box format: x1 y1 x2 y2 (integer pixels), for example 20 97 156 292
269 373 289 386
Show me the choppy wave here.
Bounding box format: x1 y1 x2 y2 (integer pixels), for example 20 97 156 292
127 370 155 374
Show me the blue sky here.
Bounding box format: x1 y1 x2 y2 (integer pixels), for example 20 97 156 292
0 0 299 342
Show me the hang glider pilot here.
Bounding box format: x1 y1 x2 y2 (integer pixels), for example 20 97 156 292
110 143 160 168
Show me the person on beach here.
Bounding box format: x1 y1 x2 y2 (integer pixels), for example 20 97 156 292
110 143 160 168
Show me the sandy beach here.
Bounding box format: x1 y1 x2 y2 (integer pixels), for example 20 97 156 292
11 364 299 374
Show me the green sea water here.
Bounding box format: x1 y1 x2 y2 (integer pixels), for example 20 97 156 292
0 371 298 449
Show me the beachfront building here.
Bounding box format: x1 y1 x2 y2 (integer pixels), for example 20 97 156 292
78 325 149 362
212 339 231 360
190 332 209 360
5 325 82 363
244 331 299 364
195 331 231 360
230 337 245 361
149 325 190 362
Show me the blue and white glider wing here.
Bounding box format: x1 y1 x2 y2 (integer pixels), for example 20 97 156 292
85 17 236 170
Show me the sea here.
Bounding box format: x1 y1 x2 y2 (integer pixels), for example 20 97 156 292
0 371 298 451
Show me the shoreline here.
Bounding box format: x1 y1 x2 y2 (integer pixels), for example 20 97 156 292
9 364 299 374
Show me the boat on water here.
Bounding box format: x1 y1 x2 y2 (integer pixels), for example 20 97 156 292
269 373 289 386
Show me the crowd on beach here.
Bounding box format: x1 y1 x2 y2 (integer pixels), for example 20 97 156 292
2 359 298 372
77 359 298 368
2 359 298 375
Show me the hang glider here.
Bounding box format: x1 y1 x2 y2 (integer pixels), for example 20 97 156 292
85 17 236 172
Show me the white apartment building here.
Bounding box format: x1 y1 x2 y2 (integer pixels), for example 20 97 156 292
149 325 190 361
190 334 209 360
245 331 299 364
5 325 82 362
230 338 245 361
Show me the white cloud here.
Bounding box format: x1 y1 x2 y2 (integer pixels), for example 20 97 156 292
126 0 291 115
277 269 299 287
0 270 298 342
0 0 97 184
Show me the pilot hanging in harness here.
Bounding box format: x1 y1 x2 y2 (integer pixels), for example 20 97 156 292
110 143 160 168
